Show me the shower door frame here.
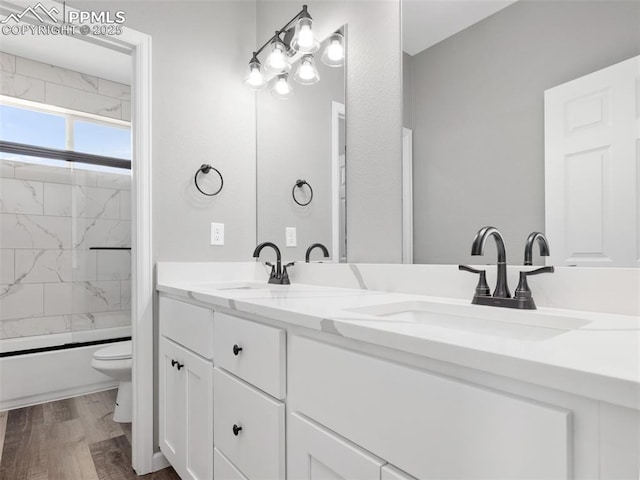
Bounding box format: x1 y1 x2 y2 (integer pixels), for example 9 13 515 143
0 0 155 474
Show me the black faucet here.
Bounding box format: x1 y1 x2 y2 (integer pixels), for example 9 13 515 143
305 243 329 263
252 242 293 285
470 226 510 298
524 232 550 265
460 226 554 309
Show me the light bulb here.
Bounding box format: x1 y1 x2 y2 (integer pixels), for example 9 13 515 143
298 61 314 80
275 77 291 95
247 67 264 87
265 37 291 74
297 24 313 49
269 45 286 70
327 39 343 61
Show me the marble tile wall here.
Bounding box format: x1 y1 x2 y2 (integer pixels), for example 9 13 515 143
0 52 130 121
0 160 132 341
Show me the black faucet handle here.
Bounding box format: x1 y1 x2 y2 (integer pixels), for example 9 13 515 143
281 262 294 285
515 266 554 299
264 262 276 279
458 265 491 297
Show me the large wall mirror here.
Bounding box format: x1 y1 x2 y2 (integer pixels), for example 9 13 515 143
256 2 346 263
403 0 640 267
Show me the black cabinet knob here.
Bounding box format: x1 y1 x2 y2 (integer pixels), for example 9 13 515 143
171 359 184 370
233 344 243 356
232 424 243 436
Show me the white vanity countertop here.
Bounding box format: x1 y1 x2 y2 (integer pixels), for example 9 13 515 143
157 269 640 410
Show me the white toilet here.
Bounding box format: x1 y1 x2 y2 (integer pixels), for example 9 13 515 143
91 340 132 423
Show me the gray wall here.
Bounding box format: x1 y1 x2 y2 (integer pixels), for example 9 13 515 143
71 0 258 264
256 1 403 263
70 0 257 452
256 20 345 262
408 0 640 265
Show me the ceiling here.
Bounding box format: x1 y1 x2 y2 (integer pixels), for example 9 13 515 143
402 0 519 56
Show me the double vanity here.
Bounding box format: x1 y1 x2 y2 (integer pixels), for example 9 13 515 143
156 261 639 480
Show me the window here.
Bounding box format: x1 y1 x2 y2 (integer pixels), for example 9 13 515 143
0 98 131 171
74 120 131 160
0 104 66 149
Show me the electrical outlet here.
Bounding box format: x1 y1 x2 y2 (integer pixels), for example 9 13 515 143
286 227 297 247
210 222 224 245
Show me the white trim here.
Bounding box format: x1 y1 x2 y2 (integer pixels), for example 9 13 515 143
152 452 170 472
0 95 131 127
331 101 345 262
0 0 155 474
402 127 413 264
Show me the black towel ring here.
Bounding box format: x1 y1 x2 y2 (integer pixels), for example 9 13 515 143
292 179 313 206
195 164 223 196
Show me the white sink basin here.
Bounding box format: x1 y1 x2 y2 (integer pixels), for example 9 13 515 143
345 301 592 341
187 281 277 291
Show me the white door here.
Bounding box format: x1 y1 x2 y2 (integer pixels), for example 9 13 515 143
159 337 186 474
545 55 639 266
183 347 213 480
288 412 385 480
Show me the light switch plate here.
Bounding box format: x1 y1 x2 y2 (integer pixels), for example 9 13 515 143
286 227 297 247
211 222 224 245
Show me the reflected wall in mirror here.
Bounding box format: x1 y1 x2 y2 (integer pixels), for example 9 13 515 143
256 4 346 263
403 0 640 266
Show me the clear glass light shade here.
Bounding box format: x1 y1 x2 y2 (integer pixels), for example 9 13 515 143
265 38 291 74
321 32 344 67
290 17 319 54
243 59 265 89
271 74 294 99
293 55 320 85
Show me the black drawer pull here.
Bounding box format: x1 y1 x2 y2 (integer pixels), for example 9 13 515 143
171 359 184 370
232 424 243 436
233 344 243 356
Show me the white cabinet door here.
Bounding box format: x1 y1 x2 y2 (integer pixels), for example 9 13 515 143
381 465 416 480
288 412 385 480
159 337 213 480
545 55 639 266
183 345 213 480
159 337 186 474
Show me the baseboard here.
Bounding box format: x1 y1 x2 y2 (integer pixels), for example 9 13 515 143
152 452 170 472
0 344 121 411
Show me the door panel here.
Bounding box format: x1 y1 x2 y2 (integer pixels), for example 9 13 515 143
545 55 639 266
159 337 186 473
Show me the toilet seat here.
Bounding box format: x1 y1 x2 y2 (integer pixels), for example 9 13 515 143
94 340 132 361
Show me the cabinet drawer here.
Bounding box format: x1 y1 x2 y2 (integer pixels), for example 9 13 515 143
159 296 213 359
213 313 285 398
214 448 249 480
213 367 285 480
290 336 571 480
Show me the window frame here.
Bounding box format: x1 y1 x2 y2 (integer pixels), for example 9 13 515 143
0 94 132 169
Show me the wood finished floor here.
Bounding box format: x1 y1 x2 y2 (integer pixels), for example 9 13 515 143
0 390 179 480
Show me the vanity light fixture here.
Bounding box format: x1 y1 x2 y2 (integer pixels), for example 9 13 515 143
293 54 320 85
272 73 294 99
321 31 344 67
244 4 322 95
